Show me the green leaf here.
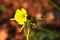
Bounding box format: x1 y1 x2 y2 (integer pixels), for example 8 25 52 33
48 0 60 11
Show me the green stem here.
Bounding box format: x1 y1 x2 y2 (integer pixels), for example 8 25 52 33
26 28 30 40
20 24 25 32
49 0 60 11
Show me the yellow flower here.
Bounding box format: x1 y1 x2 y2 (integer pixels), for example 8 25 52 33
10 8 28 25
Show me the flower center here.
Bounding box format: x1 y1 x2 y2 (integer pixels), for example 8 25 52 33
22 14 26 18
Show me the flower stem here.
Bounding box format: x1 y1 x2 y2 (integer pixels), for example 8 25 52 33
20 24 25 32
26 28 30 40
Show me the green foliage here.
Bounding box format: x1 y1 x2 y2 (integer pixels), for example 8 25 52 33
23 18 60 40
48 0 60 11
29 26 60 40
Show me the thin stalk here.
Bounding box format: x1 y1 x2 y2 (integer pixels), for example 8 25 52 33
20 24 25 32
49 0 60 11
26 28 30 40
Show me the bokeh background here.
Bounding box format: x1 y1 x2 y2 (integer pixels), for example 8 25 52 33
0 0 60 40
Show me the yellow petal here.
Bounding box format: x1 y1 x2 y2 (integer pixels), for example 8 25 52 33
21 8 27 14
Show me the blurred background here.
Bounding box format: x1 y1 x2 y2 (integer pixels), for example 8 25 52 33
0 0 60 40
